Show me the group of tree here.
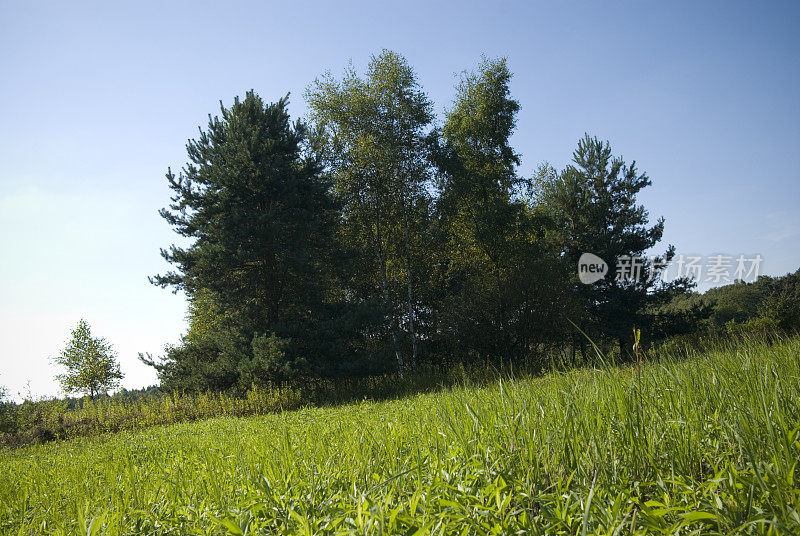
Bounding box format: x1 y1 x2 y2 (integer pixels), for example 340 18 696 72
139 50 755 393
40 266 798 401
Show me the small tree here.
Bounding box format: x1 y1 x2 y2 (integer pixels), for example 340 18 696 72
0 381 12 433
53 320 123 399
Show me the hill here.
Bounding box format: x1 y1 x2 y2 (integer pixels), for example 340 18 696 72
1 338 798 535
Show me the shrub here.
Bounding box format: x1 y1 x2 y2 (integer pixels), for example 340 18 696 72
725 316 780 340
239 332 303 387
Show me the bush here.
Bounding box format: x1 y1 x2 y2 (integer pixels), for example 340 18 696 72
725 316 780 340
759 287 800 333
238 333 302 387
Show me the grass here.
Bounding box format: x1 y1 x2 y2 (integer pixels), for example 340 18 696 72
1 338 798 535
0 373 463 447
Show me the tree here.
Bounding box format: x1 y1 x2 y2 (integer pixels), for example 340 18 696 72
147 91 342 389
759 269 800 332
53 319 123 399
429 57 569 364
433 57 521 361
306 50 434 375
0 381 11 433
536 135 684 357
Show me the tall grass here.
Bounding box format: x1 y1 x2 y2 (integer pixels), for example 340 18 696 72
0 372 467 447
1 337 798 534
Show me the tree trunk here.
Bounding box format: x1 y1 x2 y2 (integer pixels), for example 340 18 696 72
579 331 588 363
373 207 405 376
618 334 630 362
494 266 510 361
402 197 419 373
571 335 577 367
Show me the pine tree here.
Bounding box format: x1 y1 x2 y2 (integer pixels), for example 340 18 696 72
537 135 678 357
148 91 340 388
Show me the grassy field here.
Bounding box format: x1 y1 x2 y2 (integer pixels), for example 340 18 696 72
1 339 798 535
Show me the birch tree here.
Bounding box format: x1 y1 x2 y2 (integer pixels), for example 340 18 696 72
53 319 123 399
306 50 433 374
432 58 528 361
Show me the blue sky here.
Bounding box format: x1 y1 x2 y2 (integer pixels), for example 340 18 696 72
1 1 798 398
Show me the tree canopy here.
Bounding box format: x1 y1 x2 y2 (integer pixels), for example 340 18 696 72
142 50 786 391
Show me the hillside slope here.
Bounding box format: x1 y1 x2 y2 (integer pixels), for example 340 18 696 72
2 339 799 535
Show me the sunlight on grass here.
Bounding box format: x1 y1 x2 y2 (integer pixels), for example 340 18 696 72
1 337 799 534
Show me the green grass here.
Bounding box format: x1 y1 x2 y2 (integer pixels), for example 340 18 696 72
1 338 799 535
0 371 471 447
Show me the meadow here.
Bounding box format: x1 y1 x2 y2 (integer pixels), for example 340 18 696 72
1 338 798 535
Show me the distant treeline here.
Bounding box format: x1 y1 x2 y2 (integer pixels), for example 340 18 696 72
138 50 798 393
651 269 800 349
3 333 796 448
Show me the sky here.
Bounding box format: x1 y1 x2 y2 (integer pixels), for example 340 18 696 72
1 1 798 400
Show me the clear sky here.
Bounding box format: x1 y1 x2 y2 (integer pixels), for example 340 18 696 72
1 1 798 399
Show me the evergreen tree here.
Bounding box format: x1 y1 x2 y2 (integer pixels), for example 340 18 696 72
147 92 340 389
537 135 681 357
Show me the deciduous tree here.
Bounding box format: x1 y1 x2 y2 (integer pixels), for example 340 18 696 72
53 319 123 399
431 58 569 364
306 50 434 374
